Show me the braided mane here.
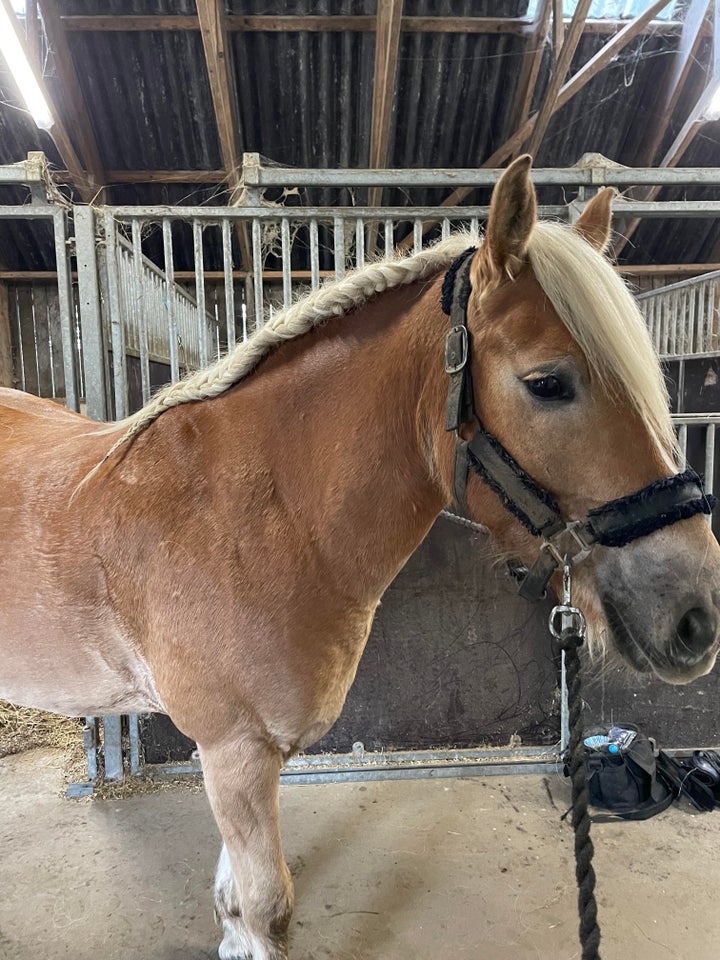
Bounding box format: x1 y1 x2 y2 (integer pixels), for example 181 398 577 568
94 234 477 462
93 222 675 471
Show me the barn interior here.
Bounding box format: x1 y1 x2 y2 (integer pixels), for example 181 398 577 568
3 2 720 959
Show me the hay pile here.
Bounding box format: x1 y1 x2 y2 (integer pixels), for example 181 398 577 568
0 700 85 769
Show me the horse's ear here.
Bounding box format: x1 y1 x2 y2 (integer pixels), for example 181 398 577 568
574 187 616 253
475 154 536 284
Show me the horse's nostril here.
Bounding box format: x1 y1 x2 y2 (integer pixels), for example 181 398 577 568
674 607 716 664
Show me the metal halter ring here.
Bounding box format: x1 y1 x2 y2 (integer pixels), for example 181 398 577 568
549 603 587 642
548 562 587 641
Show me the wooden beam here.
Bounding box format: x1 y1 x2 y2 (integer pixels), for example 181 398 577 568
24 0 41 64
195 0 250 266
0 282 13 388
511 0 552 136
397 0 674 250
479 0 674 168
552 0 565 59
196 0 240 182
37 0 106 198
618 263 720 276
57 13 687 36
57 15 526 34
614 0 711 256
526 0 592 157
368 0 403 212
0 0 95 202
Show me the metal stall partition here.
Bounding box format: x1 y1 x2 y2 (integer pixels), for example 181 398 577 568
638 270 720 360
0 158 79 412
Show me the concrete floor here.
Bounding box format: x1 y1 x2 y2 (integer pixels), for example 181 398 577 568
1 749 720 960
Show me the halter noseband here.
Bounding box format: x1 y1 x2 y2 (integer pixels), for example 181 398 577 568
442 248 716 603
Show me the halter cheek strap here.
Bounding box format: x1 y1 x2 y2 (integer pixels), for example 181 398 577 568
441 248 716 602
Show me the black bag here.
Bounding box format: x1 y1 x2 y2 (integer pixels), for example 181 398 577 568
573 724 675 821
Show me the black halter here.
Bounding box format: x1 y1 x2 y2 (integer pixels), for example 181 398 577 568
442 248 716 602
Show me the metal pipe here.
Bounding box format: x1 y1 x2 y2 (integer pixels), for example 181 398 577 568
252 218 263 327
192 220 207 367
103 210 127 419
309 219 320 290
52 210 79 412
131 220 151 404
281 217 292 308
334 217 345 279
222 218 235 350
245 165 720 189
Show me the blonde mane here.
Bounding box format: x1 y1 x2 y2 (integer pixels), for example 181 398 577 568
527 222 677 463
95 221 675 470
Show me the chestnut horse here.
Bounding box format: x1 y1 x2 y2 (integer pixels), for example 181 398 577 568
1 157 719 959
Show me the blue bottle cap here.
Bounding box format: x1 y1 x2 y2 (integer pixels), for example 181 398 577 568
608 743 620 754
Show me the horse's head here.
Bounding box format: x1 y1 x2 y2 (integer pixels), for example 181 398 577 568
453 155 720 683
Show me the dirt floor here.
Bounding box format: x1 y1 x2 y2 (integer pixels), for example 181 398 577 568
1 749 720 960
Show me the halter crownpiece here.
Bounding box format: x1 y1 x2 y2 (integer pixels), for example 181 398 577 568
441 248 716 602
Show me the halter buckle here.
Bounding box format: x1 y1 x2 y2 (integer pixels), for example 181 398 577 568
541 520 594 569
445 325 468 374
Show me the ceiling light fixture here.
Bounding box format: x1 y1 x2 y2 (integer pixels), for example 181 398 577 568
0 0 53 130
703 82 720 122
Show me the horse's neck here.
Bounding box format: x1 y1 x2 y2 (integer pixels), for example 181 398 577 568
194 280 449 601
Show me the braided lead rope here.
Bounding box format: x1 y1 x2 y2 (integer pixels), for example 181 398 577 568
444 512 601 956
562 628 602 960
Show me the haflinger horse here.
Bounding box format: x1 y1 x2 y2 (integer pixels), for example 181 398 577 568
1 156 719 959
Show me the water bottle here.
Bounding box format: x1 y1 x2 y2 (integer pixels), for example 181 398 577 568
584 735 611 749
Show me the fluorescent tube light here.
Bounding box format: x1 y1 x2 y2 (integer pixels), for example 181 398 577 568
0 0 53 130
704 82 720 122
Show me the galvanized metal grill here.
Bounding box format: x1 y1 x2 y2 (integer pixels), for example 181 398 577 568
638 271 720 358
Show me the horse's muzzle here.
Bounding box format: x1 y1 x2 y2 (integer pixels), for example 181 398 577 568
602 589 720 684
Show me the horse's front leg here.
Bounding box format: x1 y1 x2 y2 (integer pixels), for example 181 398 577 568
198 737 293 960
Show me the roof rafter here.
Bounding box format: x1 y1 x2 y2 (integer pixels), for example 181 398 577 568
55 13 689 37
37 0 107 198
0 0 95 202
613 0 711 257
195 0 250 266
397 0 674 250
368 0 403 211
525 0 592 157
510 0 552 140
552 0 565 59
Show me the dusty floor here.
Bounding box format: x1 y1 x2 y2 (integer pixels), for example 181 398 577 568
1 749 719 960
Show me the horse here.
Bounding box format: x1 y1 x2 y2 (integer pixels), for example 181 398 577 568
1 155 719 960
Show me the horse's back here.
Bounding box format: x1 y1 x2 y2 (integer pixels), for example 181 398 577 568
0 387 111 477
0 387 91 436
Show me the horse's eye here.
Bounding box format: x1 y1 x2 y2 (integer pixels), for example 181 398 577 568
526 375 569 401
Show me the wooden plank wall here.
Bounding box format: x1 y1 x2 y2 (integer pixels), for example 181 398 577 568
8 283 68 400
0 282 13 388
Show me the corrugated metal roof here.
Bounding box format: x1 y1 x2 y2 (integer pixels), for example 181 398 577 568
0 0 717 271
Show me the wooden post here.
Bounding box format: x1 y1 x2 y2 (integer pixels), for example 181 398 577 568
0 281 13 388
